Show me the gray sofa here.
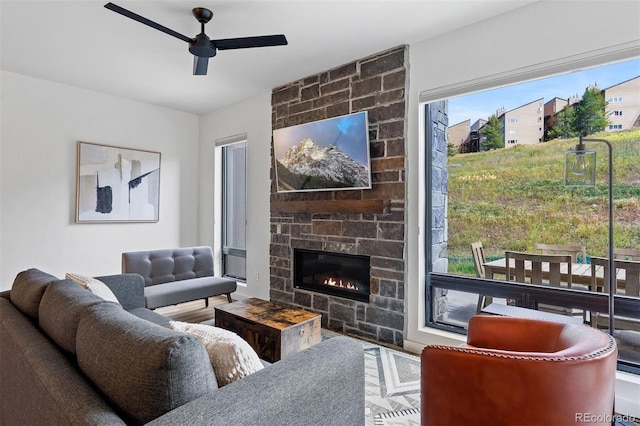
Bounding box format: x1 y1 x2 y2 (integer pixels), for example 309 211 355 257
0 268 365 425
122 246 237 308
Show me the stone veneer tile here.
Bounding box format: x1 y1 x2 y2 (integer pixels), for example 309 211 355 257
379 120 404 139
386 138 405 157
360 49 405 78
383 70 407 91
320 78 351 95
373 171 401 183
371 157 404 172
357 239 404 259
366 102 406 122
377 222 404 241
342 221 377 239
301 83 320 101
351 76 382 98
327 102 350 118
329 62 357 80
312 220 342 236
272 84 299 105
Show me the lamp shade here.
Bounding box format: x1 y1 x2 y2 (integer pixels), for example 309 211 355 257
564 148 596 186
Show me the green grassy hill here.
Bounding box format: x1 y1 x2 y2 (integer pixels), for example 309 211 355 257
447 129 640 275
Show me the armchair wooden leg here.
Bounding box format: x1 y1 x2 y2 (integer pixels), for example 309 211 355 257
204 298 209 307
226 293 233 303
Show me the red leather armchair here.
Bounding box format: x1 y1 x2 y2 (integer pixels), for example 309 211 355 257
421 315 617 426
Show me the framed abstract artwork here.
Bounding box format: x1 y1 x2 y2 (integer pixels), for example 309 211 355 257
75 141 161 223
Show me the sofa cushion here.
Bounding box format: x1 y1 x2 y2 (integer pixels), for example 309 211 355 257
39 280 112 354
9 269 59 321
65 272 120 303
169 321 264 387
144 277 236 309
76 303 217 424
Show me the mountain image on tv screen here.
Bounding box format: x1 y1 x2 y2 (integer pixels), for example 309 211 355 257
277 139 369 190
273 111 372 193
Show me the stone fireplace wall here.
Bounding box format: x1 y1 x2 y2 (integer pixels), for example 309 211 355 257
269 46 408 347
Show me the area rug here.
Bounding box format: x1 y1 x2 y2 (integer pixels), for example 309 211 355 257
321 330 421 425
373 408 421 425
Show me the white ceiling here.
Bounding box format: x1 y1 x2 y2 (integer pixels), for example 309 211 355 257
1 0 536 115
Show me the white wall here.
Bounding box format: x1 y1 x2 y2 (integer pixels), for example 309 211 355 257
198 93 272 300
0 71 200 288
404 0 640 416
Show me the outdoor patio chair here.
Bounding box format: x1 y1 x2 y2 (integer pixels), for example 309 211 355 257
505 251 573 287
533 243 587 264
505 251 582 319
590 256 640 328
470 242 491 313
589 256 640 362
614 248 640 261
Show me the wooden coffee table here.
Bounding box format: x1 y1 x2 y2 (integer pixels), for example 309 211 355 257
214 298 322 363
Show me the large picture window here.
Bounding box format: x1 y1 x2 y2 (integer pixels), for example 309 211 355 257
423 58 640 372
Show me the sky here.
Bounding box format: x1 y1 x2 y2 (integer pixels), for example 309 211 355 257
272 111 370 165
448 58 640 127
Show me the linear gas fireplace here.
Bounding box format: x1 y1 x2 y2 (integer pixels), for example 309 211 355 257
293 249 370 302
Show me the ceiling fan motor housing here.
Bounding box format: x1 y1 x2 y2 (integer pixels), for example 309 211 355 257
189 34 216 58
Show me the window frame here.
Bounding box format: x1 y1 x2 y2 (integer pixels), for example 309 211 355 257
217 137 248 281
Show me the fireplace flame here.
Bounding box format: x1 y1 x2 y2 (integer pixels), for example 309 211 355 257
323 277 359 290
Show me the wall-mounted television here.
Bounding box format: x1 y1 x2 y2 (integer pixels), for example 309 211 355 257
273 111 372 193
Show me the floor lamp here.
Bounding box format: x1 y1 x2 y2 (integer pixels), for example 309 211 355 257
564 136 616 336
564 136 614 335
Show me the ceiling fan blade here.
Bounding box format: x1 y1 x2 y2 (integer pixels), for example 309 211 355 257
104 2 192 43
214 35 288 50
193 56 209 75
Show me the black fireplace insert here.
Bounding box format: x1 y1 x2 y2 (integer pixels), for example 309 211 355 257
293 249 370 302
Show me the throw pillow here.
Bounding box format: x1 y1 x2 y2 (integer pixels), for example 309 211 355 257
65 272 120 304
169 321 264 387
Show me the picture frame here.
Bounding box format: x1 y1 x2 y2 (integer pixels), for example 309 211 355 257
273 111 372 193
75 141 161 223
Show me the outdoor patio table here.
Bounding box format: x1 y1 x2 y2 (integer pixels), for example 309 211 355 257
482 257 626 288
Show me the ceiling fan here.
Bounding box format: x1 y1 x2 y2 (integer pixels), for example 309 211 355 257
104 2 288 75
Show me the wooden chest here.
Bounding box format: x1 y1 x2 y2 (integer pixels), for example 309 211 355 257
214 298 322 363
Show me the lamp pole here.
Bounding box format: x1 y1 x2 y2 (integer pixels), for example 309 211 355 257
576 136 615 335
